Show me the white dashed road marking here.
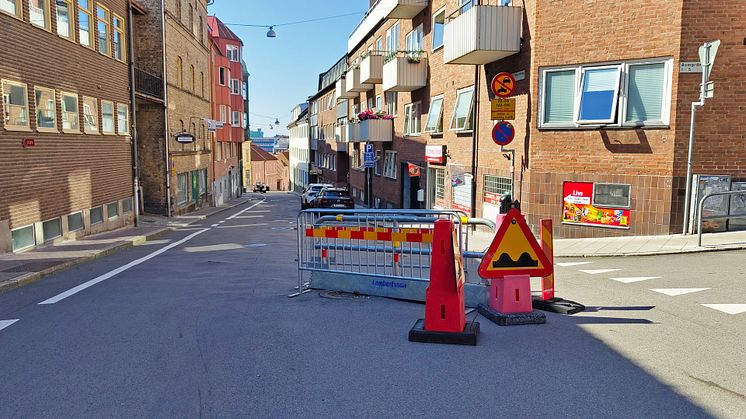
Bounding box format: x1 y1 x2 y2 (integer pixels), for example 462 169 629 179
650 288 710 296
217 223 268 229
0 319 19 332
233 215 265 219
610 276 661 284
701 304 746 315
580 269 622 275
211 224 219 227
557 262 593 267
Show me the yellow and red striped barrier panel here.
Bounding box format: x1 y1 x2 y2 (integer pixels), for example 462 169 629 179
305 226 434 243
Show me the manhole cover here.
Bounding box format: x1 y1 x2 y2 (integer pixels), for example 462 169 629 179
319 291 368 300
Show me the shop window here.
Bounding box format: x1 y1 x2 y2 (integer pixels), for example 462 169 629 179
484 174 513 196
68 212 84 231
177 173 188 205
101 100 115 133
78 0 93 48
450 86 473 131
403 102 421 136
11 225 35 252
42 218 62 242
435 169 445 199
29 0 50 30
35 87 57 131
90 206 104 225
424 95 443 134
383 150 397 179
82 96 98 133
96 5 111 56
61 92 79 132
2 80 29 130
593 183 631 208
117 103 129 135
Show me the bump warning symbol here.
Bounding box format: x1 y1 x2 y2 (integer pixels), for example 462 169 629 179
478 208 552 279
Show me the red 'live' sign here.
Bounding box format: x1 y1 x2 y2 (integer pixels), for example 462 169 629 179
22 138 35 148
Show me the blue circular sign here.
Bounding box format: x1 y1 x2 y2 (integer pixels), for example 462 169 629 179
492 121 515 146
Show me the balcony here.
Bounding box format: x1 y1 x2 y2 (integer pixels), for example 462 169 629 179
348 0 429 52
345 66 372 93
340 119 393 143
382 52 427 92
134 68 164 100
336 78 357 100
335 124 349 143
360 52 384 85
443 3 522 65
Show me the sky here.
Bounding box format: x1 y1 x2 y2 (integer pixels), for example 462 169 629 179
207 0 369 135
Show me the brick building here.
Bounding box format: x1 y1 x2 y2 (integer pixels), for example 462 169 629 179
327 0 746 237
131 0 211 216
309 55 350 189
250 145 288 192
208 16 244 205
1 0 135 253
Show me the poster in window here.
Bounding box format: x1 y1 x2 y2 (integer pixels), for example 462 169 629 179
562 181 631 229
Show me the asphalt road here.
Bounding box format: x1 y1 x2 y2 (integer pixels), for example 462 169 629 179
0 192 743 418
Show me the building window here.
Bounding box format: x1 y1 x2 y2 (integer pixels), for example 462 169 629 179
432 7 445 51
450 86 474 131
219 67 226 85
101 100 115 133
593 183 631 208
61 92 79 132
82 96 98 133
539 59 672 128
424 95 443 133
11 225 35 252
42 218 62 242
2 80 29 130
34 87 57 132
460 0 472 13
385 91 397 116
201 72 205 97
383 150 397 179
96 5 110 56
405 24 423 57
231 111 241 126
122 197 133 213
230 79 240 95
385 22 399 56
177 173 188 205
403 102 421 136
219 105 226 123
199 15 203 42
68 212 84 231
226 44 240 62
188 4 193 33
90 206 104 225
117 103 129 135
107 202 119 219
176 56 183 88
435 169 445 199
176 0 181 19
29 0 50 30
78 0 93 47
56 0 74 39
190 65 195 92
1 0 22 18
113 14 126 61
374 150 382 176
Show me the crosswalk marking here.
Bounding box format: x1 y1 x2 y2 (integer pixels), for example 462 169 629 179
650 288 710 296
701 304 746 315
0 319 19 332
557 261 593 267
580 269 621 275
610 276 660 284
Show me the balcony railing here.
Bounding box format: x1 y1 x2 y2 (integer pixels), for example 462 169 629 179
348 0 429 52
346 66 372 93
444 2 522 65
360 51 384 85
335 124 349 143
382 51 427 92
134 68 164 100
339 119 393 143
336 78 357 100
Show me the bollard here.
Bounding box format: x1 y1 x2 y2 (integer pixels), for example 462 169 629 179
540 219 555 301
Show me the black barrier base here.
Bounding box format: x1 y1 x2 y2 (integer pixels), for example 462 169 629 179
477 304 546 326
532 297 585 315
408 319 479 346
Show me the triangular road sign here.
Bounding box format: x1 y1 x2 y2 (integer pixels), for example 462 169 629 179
478 209 552 278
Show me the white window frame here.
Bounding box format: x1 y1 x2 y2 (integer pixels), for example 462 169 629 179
219 105 227 123
424 95 444 134
538 58 673 129
226 44 240 62
219 67 226 86
576 64 622 125
230 78 241 95
403 102 421 136
383 150 397 179
385 91 397 116
449 86 474 132
117 103 130 135
231 111 241 126
432 7 446 51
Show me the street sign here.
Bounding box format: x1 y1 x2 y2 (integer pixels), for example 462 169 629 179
680 62 703 73
363 151 375 168
490 98 516 120
491 72 516 98
491 121 515 146
364 143 374 153
478 208 552 278
699 40 720 82
176 133 195 144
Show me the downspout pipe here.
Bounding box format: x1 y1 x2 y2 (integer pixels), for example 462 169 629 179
470 64 480 221
127 0 140 226
161 0 172 216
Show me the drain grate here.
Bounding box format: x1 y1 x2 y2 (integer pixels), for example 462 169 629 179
319 291 369 301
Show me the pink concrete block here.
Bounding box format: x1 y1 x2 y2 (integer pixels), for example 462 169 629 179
490 274 533 314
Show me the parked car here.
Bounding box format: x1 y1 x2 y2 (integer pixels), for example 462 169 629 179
301 183 333 209
314 188 355 209
253 182 268 193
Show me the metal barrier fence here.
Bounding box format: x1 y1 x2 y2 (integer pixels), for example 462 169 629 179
697 191 746 246
292 208 494 297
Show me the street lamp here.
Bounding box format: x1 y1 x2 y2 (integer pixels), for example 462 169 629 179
266 26 276 38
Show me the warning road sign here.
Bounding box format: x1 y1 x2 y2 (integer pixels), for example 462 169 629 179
491 72 516 98
491 98 516 120
478 208 552 278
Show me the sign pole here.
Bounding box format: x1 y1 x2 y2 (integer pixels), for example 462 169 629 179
683 42 710 234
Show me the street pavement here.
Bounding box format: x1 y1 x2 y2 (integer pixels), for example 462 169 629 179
0 192 744 418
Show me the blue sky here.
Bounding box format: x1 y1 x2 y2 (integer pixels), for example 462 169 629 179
207 1 368 135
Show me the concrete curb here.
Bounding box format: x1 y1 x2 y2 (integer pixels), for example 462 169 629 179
555 243 746 258
0 227 171 294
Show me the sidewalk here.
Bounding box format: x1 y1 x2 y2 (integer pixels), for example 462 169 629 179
0 196 253 293
468 228 746 257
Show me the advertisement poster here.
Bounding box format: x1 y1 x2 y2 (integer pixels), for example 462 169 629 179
562 182 631 229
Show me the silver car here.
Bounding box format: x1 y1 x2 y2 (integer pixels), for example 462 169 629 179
301 183 333 209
